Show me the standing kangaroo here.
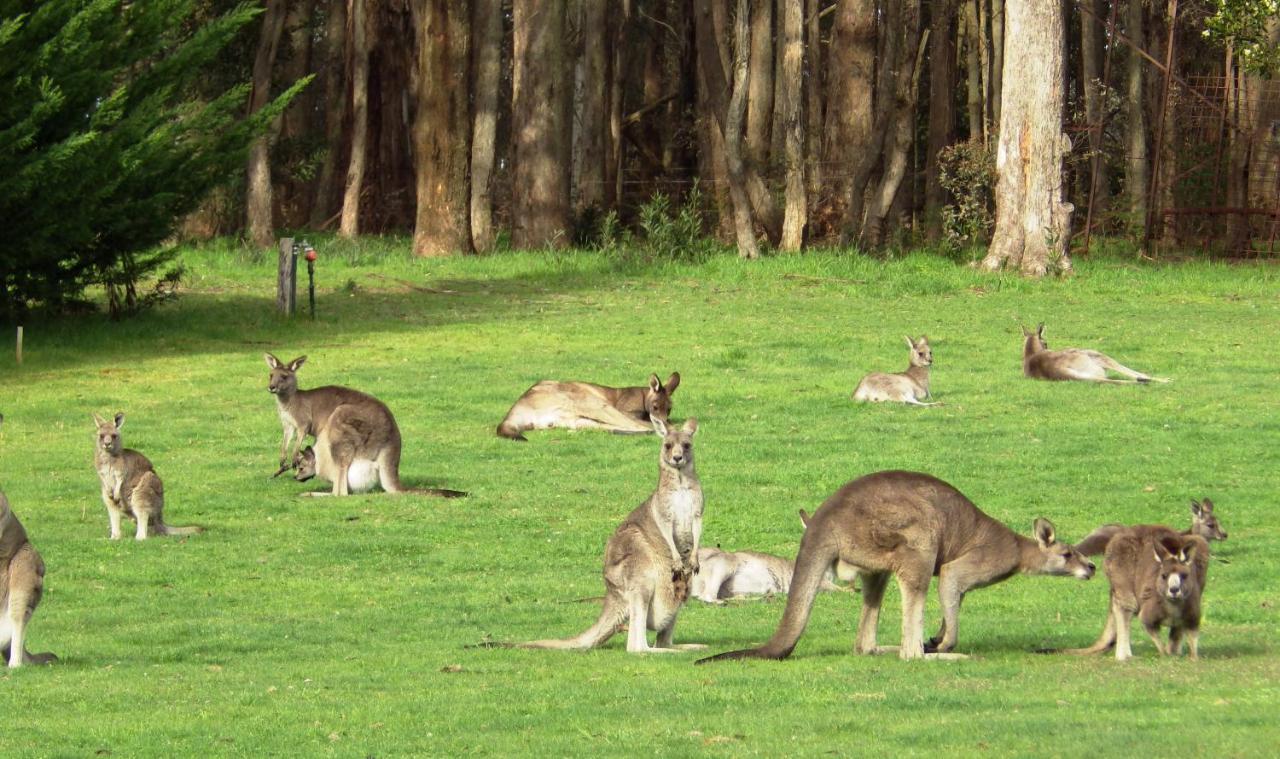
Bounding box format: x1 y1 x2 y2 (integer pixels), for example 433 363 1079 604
0 489 56 667
1022 323 1169 383
265 354 384 474
93 413 202 540
697 471 1095 663
519 418 705 653
1061 530 1208 660
852 335 939 406
1074 498 1228 557
496 372 680 441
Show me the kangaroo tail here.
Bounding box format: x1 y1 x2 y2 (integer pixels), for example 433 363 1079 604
157 523 204 537
697 531 838 664
1044 611 1117 655
401 487 468 499
518 594 627 650
1074 524 1125 557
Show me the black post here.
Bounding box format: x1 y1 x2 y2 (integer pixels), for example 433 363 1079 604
305 240 316 319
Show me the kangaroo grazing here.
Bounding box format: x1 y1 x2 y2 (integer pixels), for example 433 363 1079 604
697 471 1095 663
1022 323 1169 384
1074 498 1228 557
0 489 56 668
518 418 705 653
1060 530 1208 661
852 335 940 406
292 445 465 498
496 372 680 441
92 413 202 540
265 354 385 475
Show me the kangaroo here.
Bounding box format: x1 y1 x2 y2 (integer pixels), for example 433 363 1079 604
852 335 939 406
1022 323 1169 384
697 471 1095 663
1061 530 1208 661
265 354 385 474
0 489 56 668
1075 498 1228 557
518 418 705 653
496 372 680 441
92 413 202 540
691 545 850 603
292 444 465 498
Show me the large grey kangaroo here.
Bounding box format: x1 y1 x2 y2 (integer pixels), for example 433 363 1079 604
93 413 202 540
697 471 1095 663
265 354 385 474
496 372 680 441
518 417 705 653
1022 324 1169 384
0 416 56 668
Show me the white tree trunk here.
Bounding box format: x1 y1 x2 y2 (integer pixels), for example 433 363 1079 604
778 0 805 250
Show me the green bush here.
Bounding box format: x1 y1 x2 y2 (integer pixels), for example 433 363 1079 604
938 140 997 260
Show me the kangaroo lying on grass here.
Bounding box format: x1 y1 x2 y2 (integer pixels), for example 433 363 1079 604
697 471 1095 663
691 545 851 603
92 413 202 540
852 335 939 406
1060 530 1208 660
265 354 387 474
292 445 465 498
1022 323 1169 384
496 372 680 441
0 417 56 668
518 418 705 653
1075 498 1227 556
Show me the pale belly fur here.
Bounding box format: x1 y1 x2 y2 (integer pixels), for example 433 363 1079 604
316 443 380 493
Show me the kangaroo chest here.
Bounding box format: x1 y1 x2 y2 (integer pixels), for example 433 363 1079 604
658 486 702 558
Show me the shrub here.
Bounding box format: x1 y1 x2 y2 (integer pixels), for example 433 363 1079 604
937 141 997 260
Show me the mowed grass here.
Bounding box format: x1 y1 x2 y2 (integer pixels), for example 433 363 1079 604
1 242 1278 756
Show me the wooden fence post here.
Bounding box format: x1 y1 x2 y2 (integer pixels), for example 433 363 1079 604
277 238 297 316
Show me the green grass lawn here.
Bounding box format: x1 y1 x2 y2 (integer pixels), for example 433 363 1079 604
1 241 1277 756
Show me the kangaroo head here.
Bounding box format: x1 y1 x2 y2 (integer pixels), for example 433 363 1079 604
265 353 307 396
1153 536 1198 602
292 446 317 482
653 416 697 472
92 412 126 455
1022 323 1047 355
905 335 933 367
1030 517 1095 579
1190 498 1227 541
644 372 680 422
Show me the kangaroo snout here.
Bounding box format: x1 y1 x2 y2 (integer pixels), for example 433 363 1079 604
1079 561 1097 580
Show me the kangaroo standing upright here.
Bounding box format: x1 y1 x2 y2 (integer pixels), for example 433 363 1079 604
93 413 202 540
0 416 56 668
1022 324 1169 384
1074 498 1228 557
852 335 939 406
519 418 705 653
496 373 680 441
265 354 385 474
698 471 1095 663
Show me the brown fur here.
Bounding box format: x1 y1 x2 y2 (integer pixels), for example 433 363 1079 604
265 354 385 472
852 335 939 406
0 418 57 667
292 445 465 498
698 471 1095 663
92 413 202 540
1022 323 1169 384
1075 498 1228 557
496 372 680 441
518 418 705 653
691 545 850 602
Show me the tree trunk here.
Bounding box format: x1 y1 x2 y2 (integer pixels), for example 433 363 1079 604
778 0 805 250
804 0 824 200
1122 0 1147 235
245 0 289 249
310 0 348 228
339 0 371 238
280 0 318 228
925 0 957 240
512 0 571 249
725 0 760 258
469 0 503 251
980 0 1073 276
745 0 773 167
866 20 926 248
607 0 632 208
990 0 1003 132
1080 0 1108 219
962 1 983 143
412 0 471 256
575 0 608 214
822 0 876 231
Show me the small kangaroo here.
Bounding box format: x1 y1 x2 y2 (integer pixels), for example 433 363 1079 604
496 372 680 441
92 413 202 540
1062 530 1208 660
691 545 850 603
1022 323 1169 384
852 335 939 406
1075 498 1228 557
0 488 56 668
518 417 705 653
265 354 385 474
697 471 1095 663
292 444 465 498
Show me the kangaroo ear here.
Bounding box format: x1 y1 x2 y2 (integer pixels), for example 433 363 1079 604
1036 323 1045 336
264 353 281 369
1034 518 1056 547
919 334 929 344
651 416 669 437
92 413 107 427
798 509 811 528
665 372 681 394
648 373 662 393
1189 499 1203 518
113 412 125 429
1153 536 1178 563
681 417 698 436
1021 325 1032 337
288 355 307 372
903 335 915 350
1200 497 1214 514
1179 543 1196 563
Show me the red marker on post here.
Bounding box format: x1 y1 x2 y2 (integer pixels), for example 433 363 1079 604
302 242 317 319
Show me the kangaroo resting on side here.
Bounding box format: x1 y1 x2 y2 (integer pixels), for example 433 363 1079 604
518 418 705 653
292 444 465 498
697 471 1095 663
1074 498 1228 557
852 335 939 406
1061 530 1208 661
1022 323 1169 384
691 545 851 603
93 413 202 540
265 354 385 475
496 372 680 441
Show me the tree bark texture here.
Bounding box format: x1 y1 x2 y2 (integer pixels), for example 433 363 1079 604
980 0 1073 276
962 1 983 143
512 0 571 249
866 20 926 248
745 0 773 167
279 0 318 228
925 0 957 240
575 0 608 213
990 0 1003 132
339 0 370 238
725 0 760 258
1122 0 1147 233
310 0 349 228
778 0 805 250
469 0 504 252
245 0 289 249
804 0 824 198
1079 0 1108 217
823 0 876 226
